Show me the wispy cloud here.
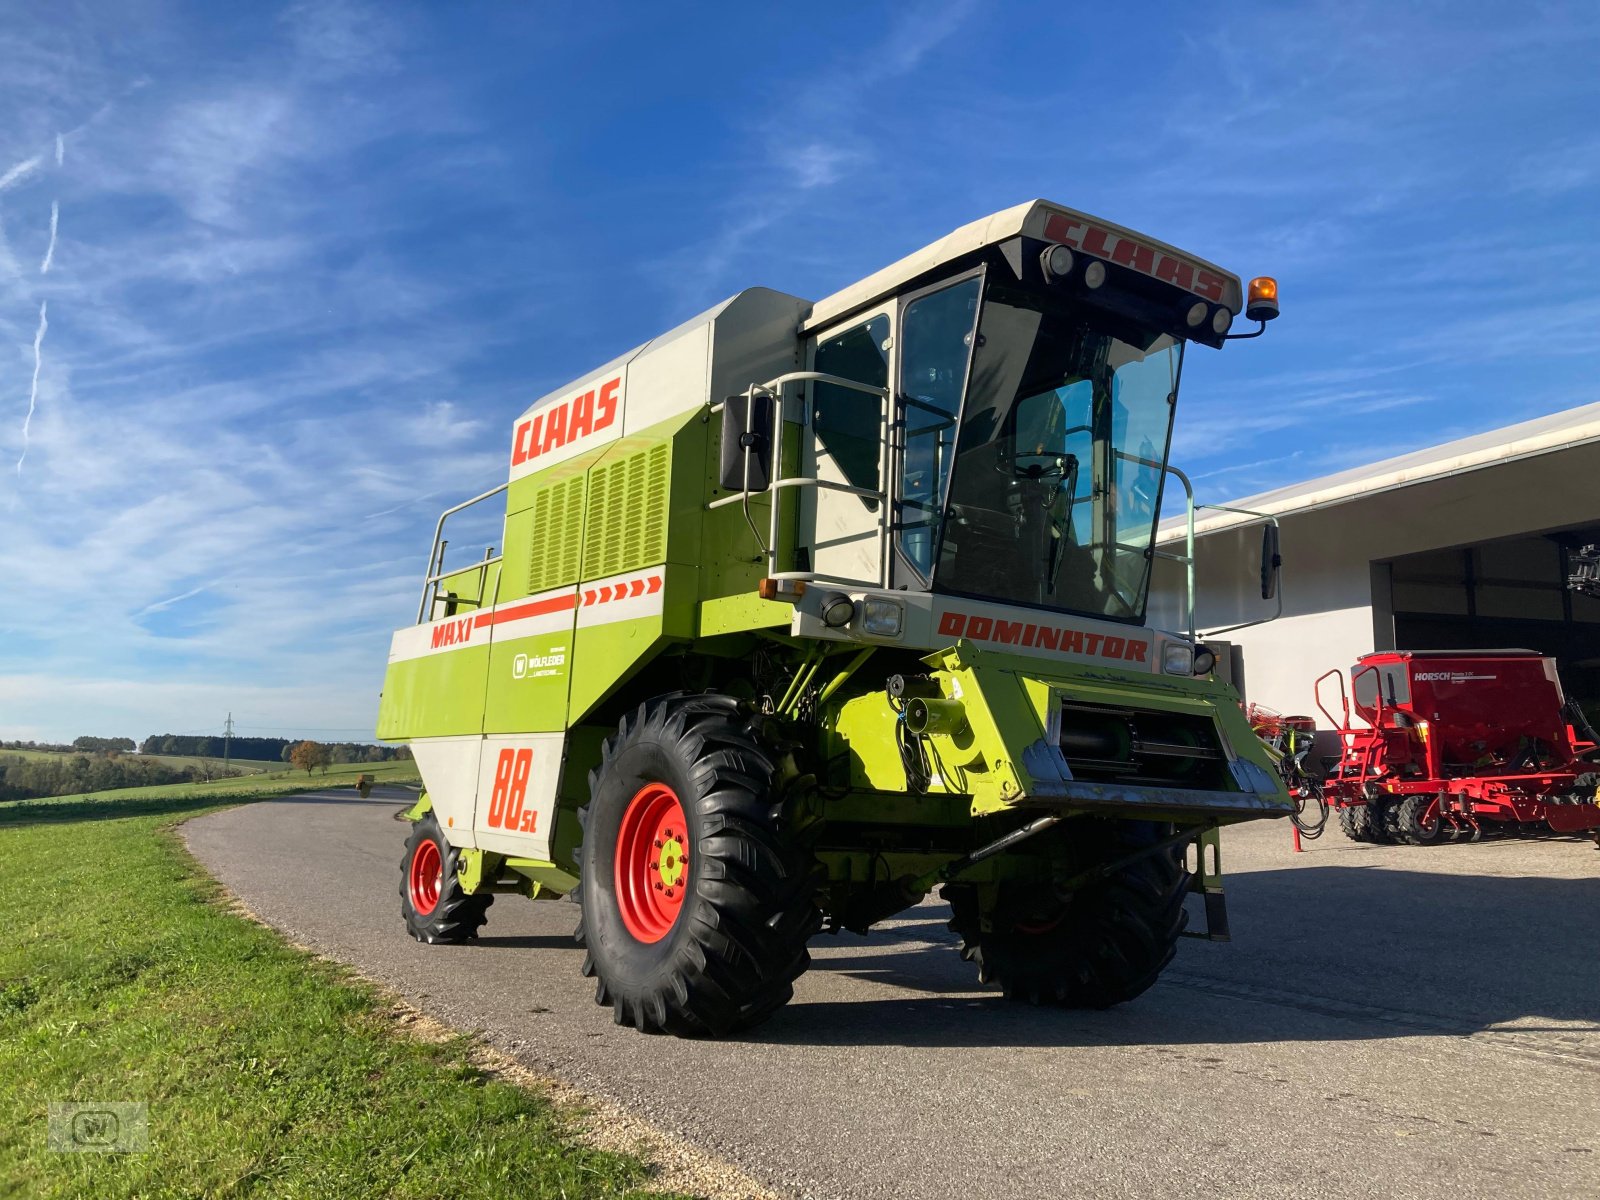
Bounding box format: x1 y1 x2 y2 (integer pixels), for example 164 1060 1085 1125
0 154 42 191
39 199 57 273
15 301 47 477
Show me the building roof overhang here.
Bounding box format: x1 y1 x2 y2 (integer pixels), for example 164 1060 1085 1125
1160 400 1600 544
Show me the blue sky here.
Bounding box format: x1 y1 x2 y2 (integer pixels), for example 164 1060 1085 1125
2 1 1597 743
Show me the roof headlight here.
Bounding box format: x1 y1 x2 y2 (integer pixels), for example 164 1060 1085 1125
1211 307 1233 336
1041 244 1075 280
1186 301 1208 328
1083 260 1107 289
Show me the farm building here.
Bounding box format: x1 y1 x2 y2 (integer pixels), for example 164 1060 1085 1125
1150 402 1600 724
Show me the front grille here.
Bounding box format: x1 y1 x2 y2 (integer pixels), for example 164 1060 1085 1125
1057 701 1229 790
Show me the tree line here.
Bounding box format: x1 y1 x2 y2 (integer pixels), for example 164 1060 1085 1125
0 753 242 801
140 735 408 763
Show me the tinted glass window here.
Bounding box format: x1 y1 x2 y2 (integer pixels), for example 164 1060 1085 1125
897 277 982 578
813 315 890 502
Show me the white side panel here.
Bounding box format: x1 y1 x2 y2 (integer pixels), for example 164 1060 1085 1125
790 588 1160 671
471 732 565 861
408 735 484 849
509 373 626 480
577 566 666 628
623 321 710 435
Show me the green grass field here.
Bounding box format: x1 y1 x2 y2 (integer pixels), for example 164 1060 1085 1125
0 779 687 1199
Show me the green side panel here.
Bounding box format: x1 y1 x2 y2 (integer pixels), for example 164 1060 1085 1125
566 564 698 723
558 412 707 725
483 625 576 734
696 409 804 634
524 474 587 593
376 644 493 740
582 441 672 579
502 448 604 605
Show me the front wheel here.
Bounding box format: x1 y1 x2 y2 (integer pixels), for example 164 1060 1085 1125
400 812 493 943
945 821 1190 1008
576 695 821 1036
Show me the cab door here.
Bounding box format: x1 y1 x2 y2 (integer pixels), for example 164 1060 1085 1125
801 305 894 586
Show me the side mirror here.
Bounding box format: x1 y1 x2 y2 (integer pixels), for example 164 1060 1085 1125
718 392 775 492
1260 524 1281 601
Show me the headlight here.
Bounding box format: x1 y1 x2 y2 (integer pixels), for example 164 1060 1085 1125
821 593 856 628
1162 643 1193 675
860 598 903 637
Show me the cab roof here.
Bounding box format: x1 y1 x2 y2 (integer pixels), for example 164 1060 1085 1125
802 199 1243 334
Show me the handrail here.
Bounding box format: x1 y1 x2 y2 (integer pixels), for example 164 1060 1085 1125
1313 668 1349 732
711 371 891 591
417 483 508 623
1352 663 1383 781
1156 461 1283 644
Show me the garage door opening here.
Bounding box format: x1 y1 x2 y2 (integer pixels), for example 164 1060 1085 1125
1375 524 1600 715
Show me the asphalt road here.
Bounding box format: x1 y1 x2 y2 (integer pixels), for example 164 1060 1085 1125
185 790 1600 1200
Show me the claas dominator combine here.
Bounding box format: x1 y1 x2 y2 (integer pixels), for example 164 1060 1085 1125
378 200 1293 1035
1317 651 1600 844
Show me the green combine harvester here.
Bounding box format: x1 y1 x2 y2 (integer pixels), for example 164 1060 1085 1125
378 200 1291 1035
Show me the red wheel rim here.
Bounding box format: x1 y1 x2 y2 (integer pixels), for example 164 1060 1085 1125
409 838 443 916
614 782 690 943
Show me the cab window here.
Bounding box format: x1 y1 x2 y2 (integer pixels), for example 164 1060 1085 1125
813 315 890 503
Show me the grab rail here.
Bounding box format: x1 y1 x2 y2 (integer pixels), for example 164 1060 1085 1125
708 371 891 589
1153 462 1282 644
417 483 507 623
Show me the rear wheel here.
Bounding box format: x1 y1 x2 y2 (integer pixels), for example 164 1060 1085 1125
945 822 1190 1008
1336 802 1379 843
1394 794 1442 845
575 694 821 1036
400 812 492 943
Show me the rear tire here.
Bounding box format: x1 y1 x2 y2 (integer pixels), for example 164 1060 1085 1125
1394 794 1442 845
1336 802 1379 843
575 694 821 1036
945 822 1189 1008
400 812 493 943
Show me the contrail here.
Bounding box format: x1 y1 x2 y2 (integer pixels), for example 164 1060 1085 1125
136 585 207 616
16 301 47 476
55 133 64 167
40 201 58 274
0 155 41 192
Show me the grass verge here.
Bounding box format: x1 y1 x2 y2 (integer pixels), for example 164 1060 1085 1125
0 791 690 1199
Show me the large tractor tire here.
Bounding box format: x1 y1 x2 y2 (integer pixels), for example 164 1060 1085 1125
400 811 493 943
944 821 1189 1008
1367 795 1400 844
1394 794 1443 845
1336 802 1379 843
575 694 822 1036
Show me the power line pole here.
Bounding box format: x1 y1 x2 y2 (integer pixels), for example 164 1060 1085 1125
223 712 233 772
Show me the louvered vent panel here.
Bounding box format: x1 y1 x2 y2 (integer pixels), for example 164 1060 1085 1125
525 475 586 593
583 443 672 579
